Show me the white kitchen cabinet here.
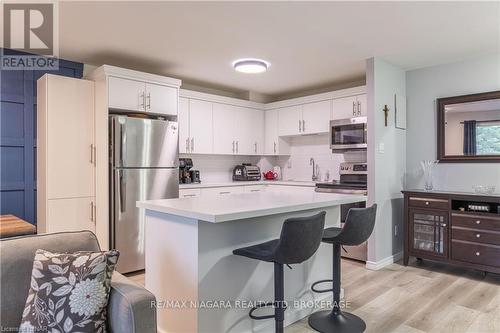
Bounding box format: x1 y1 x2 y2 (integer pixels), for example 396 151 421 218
189 99 213 154
46 197 96 233
238 107 264 155
108 76 178 116
264 109 290 155
179 188 202 198
332 94 366 119
179 98 190 153
145 83 178 116
108 76 145 112
278 105 302 136
179 98 213 154
213 103 236 154
201 186 245 196
302 100 332 134
37 74 95 233
244 185 267 193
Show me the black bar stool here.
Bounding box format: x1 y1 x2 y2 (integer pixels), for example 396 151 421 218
308 204 377 333
233 211 326 333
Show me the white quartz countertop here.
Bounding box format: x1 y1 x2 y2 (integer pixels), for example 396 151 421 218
137 192 366 223
179 180 317 189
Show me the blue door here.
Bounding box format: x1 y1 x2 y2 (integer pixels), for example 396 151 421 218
0 49 83 225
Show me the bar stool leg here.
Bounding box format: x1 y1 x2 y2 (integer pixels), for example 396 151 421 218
308 243 366 333
274 262 285 333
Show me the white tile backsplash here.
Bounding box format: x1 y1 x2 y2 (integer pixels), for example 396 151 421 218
181 134 366 183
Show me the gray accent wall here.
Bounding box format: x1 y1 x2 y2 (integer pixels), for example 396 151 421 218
406 54 500 191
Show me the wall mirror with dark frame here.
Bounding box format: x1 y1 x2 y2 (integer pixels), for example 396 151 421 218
437 91 500 162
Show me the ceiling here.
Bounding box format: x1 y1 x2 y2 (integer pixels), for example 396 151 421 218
59 1 499 99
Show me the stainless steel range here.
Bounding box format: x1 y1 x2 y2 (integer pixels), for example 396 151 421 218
315 162 368 261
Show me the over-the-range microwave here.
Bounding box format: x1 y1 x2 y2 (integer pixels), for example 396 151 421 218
330 116 367 151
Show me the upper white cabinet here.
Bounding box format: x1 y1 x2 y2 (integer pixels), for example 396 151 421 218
302 100 332 134
179 97 213 154
105 65 180 116
277 100 331 136
213 103 236 154
37 74 96 234
108 76 145 112
332 94 366 119
264 109 290 155
278 105 302 136
145 83 178 115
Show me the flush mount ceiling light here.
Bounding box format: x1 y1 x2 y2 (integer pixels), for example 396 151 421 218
232 58 270 74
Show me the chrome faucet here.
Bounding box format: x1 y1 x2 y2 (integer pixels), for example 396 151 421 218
310 158 319 181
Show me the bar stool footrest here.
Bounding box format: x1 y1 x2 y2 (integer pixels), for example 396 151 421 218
311 279 334 293
249 301 287 320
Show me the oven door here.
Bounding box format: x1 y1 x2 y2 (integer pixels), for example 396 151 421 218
330 117 367 150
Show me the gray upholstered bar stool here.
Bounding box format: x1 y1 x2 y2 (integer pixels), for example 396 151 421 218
233 211 326 333
309 204 377 333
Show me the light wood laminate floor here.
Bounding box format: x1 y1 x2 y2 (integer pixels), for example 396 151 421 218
125 258 500 333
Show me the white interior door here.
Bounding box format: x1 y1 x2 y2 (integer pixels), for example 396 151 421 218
47 75 94 199
189 99 213 154
178 98 190 153
47 197 95 233
302 100 332 134
332 96 357 120
212 103 236 154
278 105 302 136
108 76 145 111
145 83 178 116
264 109 279 154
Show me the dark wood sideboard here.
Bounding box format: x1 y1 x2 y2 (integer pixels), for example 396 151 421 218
403 190 500 274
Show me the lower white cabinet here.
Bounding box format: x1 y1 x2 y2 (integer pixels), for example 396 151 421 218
179 188 202 198
244 185 267 193
267 185 314 194
44 197 96 233
201 186 245 196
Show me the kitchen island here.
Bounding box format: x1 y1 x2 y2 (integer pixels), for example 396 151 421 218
137 191 366 333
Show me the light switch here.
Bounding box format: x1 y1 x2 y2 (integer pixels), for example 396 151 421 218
378 143 385 154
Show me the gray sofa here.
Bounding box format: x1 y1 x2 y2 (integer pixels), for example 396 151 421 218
0 231 156 333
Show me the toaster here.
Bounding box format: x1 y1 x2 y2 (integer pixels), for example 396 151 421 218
232 164 261 181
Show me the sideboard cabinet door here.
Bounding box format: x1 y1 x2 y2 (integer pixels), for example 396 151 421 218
409 208 449 259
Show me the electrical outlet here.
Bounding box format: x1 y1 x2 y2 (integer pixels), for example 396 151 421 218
379 143 385 154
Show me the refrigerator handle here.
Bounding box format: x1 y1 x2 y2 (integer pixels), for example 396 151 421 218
117 169 126 214
119 120 126 166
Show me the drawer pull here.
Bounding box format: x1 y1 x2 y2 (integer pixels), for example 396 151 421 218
475 252 480 256
476 234 481 238
440 223 447 227
220 191 231 194
476 220 481 224
425 201 429 205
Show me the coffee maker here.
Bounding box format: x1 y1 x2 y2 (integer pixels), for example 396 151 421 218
179 158 193 184
179 158 201 184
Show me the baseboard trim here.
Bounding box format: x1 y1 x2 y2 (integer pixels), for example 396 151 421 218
365 252 403 270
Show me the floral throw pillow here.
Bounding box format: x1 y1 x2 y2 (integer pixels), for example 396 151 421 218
19 249 119 333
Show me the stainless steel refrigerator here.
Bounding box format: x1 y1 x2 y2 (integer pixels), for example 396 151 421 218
110 115 179 273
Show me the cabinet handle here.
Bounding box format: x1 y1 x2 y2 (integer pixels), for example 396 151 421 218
475 251 480 256
425 201 429 205
302 120 305 132
184 194 196 198
299 119 302 132
232 141 235 153
250 189 260 192
146 92 151 110
90 202 94 222
357 101 361 115
140 92 145 109
236 141 239 153
274 142 277 154
476 234 481 238
191 138 194 152
254 142 257 153
186 138 190 152
440 223 447 227
476 220 481 224
90 144 94 164
220 191 231 194
353 101 356 116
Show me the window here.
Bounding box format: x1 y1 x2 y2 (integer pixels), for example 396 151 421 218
476 123 500 155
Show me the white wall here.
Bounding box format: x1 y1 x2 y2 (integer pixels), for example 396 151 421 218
366 58 407 265
406 54 500 191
